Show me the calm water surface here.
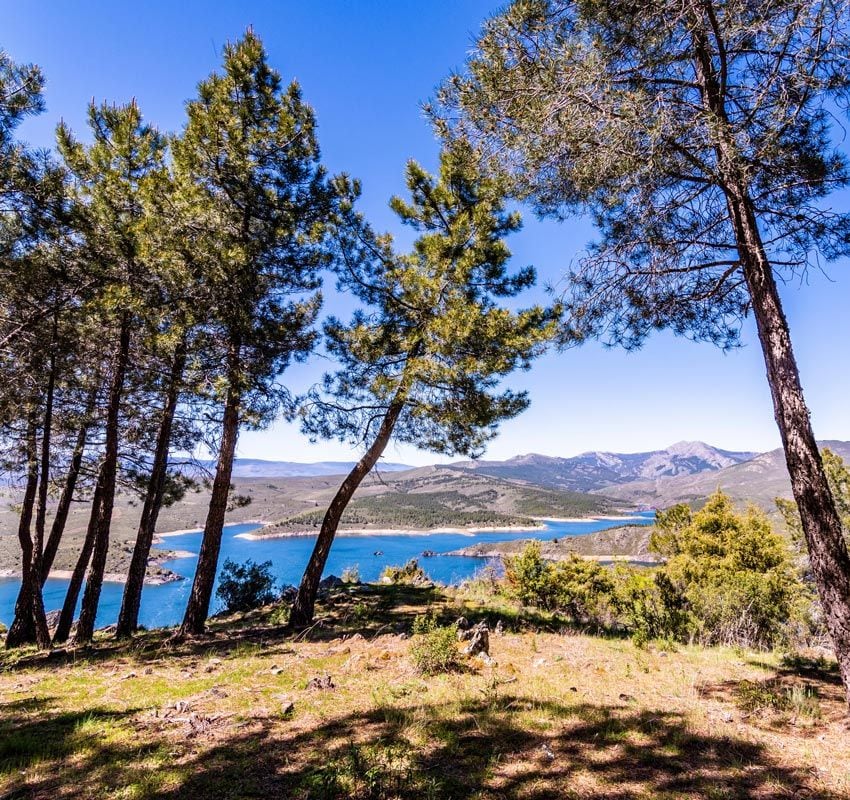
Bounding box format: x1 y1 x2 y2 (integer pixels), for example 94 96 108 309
0 512 655 630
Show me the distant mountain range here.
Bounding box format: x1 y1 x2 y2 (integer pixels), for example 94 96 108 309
198 439 850 514
598 440 850 510
204 458 412 478
450 441 757 493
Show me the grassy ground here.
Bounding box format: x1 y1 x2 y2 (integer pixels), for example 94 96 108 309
1 585 848 799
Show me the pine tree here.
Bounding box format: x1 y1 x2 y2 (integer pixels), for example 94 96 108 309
289 146 556 626
174 31 348 635
52 100 168 645
433 0 850 705
1 51 77 648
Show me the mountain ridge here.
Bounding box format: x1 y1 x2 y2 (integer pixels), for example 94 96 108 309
597 440 850 510
449 441 758 493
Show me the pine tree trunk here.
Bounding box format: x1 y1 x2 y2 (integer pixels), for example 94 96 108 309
74 317 131 645
41 386 98 583
691 9 850 704
28 314 58 646
117 345 186 638
289 394 406 628
734 200 850 700
179 380 240 636
5 413 42 648
52 480 102 644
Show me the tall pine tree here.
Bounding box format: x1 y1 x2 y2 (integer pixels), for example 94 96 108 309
289 146 556 626
433 0 850 704
174 31 350 635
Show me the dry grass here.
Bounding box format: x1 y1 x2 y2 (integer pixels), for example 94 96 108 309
1 585 849 799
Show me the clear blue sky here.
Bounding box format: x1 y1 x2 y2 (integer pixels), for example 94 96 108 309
4 1 848 465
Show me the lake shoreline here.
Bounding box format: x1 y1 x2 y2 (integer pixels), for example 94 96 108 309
232 523 548 540
229 513 647 541
0 567 182 585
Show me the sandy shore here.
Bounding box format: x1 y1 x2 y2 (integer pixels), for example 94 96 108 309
530 514 648 523
234 523 547 541
0 568 181 585
155 519 271 539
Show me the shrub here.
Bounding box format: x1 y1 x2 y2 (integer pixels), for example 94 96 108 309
216 558 277 612
659 491 807 649
504 545 616 625
614 568 690 646
409 611 461 674
551 555 617 625
503 541 556 608
381 559 430 586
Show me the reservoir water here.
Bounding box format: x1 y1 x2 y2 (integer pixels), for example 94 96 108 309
0 512 655 630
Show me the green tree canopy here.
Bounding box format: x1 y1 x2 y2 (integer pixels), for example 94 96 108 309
304 146 555 457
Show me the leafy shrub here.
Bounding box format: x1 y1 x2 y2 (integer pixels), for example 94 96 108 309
734 679 790 712
216 558 277 612
501 491 804 650
551 555 617 625
614 568 690 646
409 611 461 674
734 679 820 718
659 491 806 649
381 559 430 586
504 544 616 625
503 541 556 608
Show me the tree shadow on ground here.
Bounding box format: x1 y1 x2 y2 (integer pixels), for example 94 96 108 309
0 696 152 797
147 696 845 799
5 692 840 799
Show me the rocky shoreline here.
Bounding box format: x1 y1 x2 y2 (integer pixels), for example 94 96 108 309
447 524 660 564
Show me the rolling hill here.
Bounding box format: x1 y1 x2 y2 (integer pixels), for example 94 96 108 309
201 458 412 478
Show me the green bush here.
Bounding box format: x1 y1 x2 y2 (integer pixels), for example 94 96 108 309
503 541 556 608
504 544 616 625
409 611 460 674
551 555 617 625
381 559 430 586
501 491 805 650
614 568 690 646
216 558 277 612
659 491 806 649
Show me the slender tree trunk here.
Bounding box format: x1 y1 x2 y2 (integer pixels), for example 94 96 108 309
117 344 186 638
52 479 103 644
179 380 241 636
74 317 131 645
41 386 98 583
691 8 850 703
5 413 44 648
26 313 58 646
734 201 850 697
290 394 406 628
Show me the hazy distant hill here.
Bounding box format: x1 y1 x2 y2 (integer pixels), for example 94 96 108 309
598 440 850 510
451 441 756 493
196 458 412 478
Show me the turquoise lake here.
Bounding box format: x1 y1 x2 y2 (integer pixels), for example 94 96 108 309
0 512 655 630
